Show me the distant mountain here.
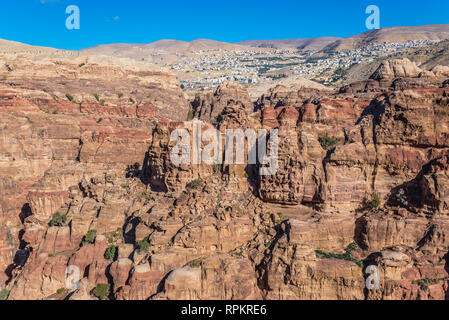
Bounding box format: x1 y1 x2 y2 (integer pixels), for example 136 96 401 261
0 38 66 55
322 24 449 52
237 24 449 52
236 37 342 51
82 39 258 58
3 23 449 59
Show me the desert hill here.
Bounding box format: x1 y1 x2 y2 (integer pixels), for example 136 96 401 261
3 23 449 57
237 37 341 51
323 24 449 52
0 38 75 56
82 39 259 57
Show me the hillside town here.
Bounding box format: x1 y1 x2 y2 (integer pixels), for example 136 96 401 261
147 39 441 90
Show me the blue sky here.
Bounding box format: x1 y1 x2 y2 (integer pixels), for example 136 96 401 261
0 0 448 50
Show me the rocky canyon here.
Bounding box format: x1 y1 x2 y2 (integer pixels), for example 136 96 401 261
1 52 449 301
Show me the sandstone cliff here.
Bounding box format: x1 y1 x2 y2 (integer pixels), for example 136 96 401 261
1 54 449 301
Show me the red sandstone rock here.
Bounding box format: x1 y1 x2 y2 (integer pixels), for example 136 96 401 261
2 56 449 301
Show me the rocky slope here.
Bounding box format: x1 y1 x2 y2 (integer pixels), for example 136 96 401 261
0 54 189 121
82 39 264 61
323 24 449 52
237 37 342 51
1 53 449 300
337 40 449 86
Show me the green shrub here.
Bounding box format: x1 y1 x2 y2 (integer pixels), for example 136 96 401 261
92 283 110 300
345 242 359 254
315 242 362 267
265 239 274 250
187 258 202 268
65 93 74 102
212 164 222 174
49 212 67 227
334 67 346 76
104 246 117 260
78 63 86 68
82 229 96 245
319 135 341 150
100 99 105 106
106 228 122 244
126 163 140 178
93 93 99 102
6 229 13 246
0 288 9 300
188 179 203 189
118 93 123 98
136 237 151 253
186 109 194 121
129 97 135 104
367 194 380 209
412 278 447 291
56 288 65 295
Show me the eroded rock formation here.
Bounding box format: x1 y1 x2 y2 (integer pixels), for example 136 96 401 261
1 55 449 301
